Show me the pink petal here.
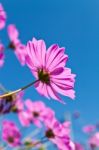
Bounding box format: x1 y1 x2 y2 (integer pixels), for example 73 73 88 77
50 67 64 75
34 38 46 66
34 81 44 96
18 111 30 127
51 67 76 79
7 24 19 42
15 44 26 66
33 119 42 128
51 77 75 88
0 18 6 29
26 41 41 67
25 99 34 111
40 83 50 99
47 85 65 103
51 82 75 99
46 44 58 67
46 45 68 71
49 55 68 71
34 81 50 99
0 4 6 30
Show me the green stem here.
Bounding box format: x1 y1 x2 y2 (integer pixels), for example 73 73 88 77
0 80 38 99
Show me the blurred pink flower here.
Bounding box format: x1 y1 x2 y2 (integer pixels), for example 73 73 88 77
0 43 4 67
25 99 46 127
44 118 73 150
26 38 76 103
7 24 26 65
75 143 84 150
2 120 21 147
83 125 96 134
0 3 6 30
25 99 55 127
18 100 55 127
89 132 99 148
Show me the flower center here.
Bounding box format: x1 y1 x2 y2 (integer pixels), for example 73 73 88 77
5 95 13 102
45 129 55 138
90 144 96 149
9 42 16 50
38 69 50 84
33 112 39 118
11 106 18 113
8 136 14 143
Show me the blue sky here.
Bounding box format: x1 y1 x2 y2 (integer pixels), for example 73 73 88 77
0 0 99 148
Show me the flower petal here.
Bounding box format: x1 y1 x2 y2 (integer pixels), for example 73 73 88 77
7 24 19 42
47 85 65 103
51 82 75 99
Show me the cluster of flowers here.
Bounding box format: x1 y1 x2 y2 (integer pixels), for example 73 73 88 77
72 112 99 150
0 3 75 103
83 124 99 149
0 3 76 150
1 2 99 150
0 92 74 149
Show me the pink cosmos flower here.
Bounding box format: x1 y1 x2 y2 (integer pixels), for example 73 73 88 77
19 99 55 127
0 43 4 67
26 38 76 103
0 4 6 30
75 143 84 150
44 118 73 150
2 120 21 147
83 125 96 134
89 132 99 148
7 24 26 65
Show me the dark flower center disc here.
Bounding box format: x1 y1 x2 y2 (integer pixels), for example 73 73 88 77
38 69 50 84
45 129 55 138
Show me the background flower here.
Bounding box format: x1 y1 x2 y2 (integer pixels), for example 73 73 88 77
0 3 6 30
7 24 26 65
2 120 21 147
89 132 99 148
83 125 96 134
0 43 4 67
